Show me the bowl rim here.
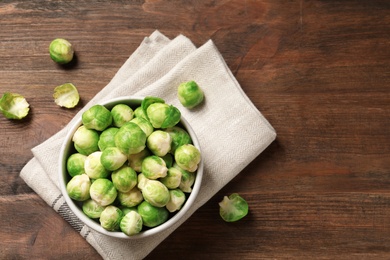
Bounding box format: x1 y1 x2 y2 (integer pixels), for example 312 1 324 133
58 95 203 239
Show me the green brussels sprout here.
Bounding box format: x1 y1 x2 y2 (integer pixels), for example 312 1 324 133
49 38 74 64
173 163 195 193
219 193 249 222
177 80 204 108
165 126 192 154
82 199 106 219
90 178 117 206
0 92 30 120
82 104 113 131
72 125 99 155
120 211 143 236
118 187 144 207
98 127 119 151
111 165 138 193
141 96 165 117
100 147 127 171
174 144 201 172
160 167 182 189
53 83 79 108
111 104 134 127
134 106 148 120
137 201 169 228
146 130 172 157
130 117 154 137
166 189 186 213
66 174 91 201
84 151 110 179
114 122 147 155
137 173 148 191
161 153 173 168
128 148 151 172
146 103 181 129
141 155 168 180
99 205 123 231
66 153 87 177
141 179 170 207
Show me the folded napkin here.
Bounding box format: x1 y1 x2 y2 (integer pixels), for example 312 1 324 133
20 30 276 260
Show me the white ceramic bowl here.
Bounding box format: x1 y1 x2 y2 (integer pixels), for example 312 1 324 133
59 96 203 239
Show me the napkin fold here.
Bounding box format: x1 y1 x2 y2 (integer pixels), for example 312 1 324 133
20 30 276 260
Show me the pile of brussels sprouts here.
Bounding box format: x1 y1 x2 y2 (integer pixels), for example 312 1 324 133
65 96 201 236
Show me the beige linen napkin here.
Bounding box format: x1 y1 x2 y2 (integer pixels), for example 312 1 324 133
20 30 276 260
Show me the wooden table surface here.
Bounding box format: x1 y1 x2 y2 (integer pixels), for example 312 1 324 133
1 0 390 259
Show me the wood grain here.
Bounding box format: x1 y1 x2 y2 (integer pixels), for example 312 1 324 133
1 0 390 259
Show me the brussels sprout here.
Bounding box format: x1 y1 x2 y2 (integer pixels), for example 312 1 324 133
82 104 113 131
177 80 204 108
72 125 99 155
98 127 119 151
90 178 117 206
53 83 79 108
160 167 182 189
120 211 143 236
111 104 134 127
137 173 148 191
99 205 123 231
137 201 169 228
146 130 172 157
173 163 195 193
161 153 173 168
128 148 151 172
114 122 147 155
100 147 127 171
82 199 106 219
130 117 154 137
84 151 110 179
66 153 87 177
141 96 165 116
141 179 170 207
141 155 168 180
219 193 249 222
134 106 148 120
111 165 138 193
165 126 192 154
174 144 201 172
49 38 74 64
146 102 181 129
118 187 144 207
66 174 91 201
0 92 29 120
166 189 186 213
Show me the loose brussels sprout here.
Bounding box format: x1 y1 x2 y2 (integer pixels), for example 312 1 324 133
141 155 168 180
49 38 74 64
98 127 119 151
137 173 148 191
90 178 117 206
66 153 87 177
128 148 151 172
118 187 144 207
84 151 110 179
66 174 91 201
146 130 172 157
134 106 148 120
114 122 147 155
99 205 123 231
0 92 30 120
111 104 134 127
141 179 170 207
130 117 154 137
53 83 79 108
72 125 99 155
173 163 195 193
100 147 127 171
120 211 143 236
161 153 173 168
146 102 181 129
177 80 204 109
111 165 138 193
219 193 249 222
160 167 182 189
82 199 106 219
166 189 186 213
174 144 201 172
137 201 169 228
82 104 113 131
165 126 192 154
